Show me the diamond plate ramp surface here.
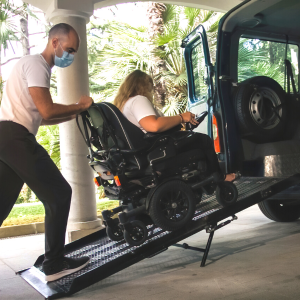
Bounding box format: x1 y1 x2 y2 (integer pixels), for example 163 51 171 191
18 175 300 299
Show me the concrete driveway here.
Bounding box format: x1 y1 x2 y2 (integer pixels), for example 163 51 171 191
1 205 300 300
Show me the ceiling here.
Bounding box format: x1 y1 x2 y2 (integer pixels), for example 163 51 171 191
223 0 300 38
24 0 244 18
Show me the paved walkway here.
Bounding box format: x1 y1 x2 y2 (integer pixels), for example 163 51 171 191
1 205 300 300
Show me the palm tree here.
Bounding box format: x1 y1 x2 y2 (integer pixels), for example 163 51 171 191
0 0 18 102
87 19 153 102
153 6 222 115
147 3 168 107
87 5 222 115
20 3 30 56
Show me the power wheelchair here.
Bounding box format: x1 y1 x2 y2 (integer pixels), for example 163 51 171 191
77 102 238 246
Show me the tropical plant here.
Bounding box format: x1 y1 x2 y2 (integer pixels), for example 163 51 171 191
87 19 153 102
0 0 18 51
147 3 168 107
87 5 222 116
36 125 61 168
0 0 18 102
19 2 30 56
238 38 298 90
152 6 222 115
0 1 41 103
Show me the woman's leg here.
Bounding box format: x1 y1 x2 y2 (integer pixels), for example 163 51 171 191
192 133 237 180
173 131 236 180
180 132 221 174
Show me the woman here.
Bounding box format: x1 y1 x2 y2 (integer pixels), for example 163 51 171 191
113 70 235 181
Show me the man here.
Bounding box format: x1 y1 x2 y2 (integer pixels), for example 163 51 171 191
0 23 92 282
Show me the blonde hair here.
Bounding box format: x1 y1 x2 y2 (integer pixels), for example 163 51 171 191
113 70 154 111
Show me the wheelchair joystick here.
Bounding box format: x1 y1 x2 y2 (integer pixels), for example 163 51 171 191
186 111 208 131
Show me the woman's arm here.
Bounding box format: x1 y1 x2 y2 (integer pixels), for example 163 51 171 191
41 114 76 126
139 112 199 133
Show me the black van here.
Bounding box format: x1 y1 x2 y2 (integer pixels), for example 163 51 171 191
182 0 300 222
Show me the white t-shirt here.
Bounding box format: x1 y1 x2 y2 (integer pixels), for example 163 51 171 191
0 54 51 136
122 95 163 132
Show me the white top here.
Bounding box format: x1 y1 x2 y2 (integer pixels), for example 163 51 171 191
0 54 51 136
122 95 163 132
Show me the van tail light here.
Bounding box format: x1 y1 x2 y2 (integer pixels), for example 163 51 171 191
94 177 101 187
212 115 221 153
114 176 121 187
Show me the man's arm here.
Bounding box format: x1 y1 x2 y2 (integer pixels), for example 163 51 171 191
29 87 92 120
40 115 76 126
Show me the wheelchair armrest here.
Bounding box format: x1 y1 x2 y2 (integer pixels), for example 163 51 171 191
110 144 150 155
143 124 182 139
144 132 165 139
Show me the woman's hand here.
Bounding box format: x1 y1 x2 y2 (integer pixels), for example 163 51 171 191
180 111 199 125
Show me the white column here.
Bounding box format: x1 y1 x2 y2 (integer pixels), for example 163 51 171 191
50 15 102 241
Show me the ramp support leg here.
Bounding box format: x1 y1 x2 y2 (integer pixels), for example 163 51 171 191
200 231 214 267
174 215 238 267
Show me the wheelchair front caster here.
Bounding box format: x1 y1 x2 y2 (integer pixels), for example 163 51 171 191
216 181 238 207
106 225 124 242
124 220 148 246
149 180 196 231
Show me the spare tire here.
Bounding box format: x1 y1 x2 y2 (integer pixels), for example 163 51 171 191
234 76 287 143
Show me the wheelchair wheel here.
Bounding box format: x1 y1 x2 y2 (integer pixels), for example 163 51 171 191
106 225 124 242
216 181 238 207
124 220 148 246
149 180 196 231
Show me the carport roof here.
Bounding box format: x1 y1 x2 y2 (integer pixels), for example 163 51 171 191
24 0 244 21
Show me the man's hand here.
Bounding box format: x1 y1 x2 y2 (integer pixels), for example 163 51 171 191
78 95 93 112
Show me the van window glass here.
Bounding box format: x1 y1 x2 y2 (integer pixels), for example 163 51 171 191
192 41 208 102
238 38 299 93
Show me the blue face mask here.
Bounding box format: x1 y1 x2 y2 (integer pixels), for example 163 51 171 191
54 43 74 68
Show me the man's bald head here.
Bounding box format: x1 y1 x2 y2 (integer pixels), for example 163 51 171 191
49 23 78 40
47 23 80 59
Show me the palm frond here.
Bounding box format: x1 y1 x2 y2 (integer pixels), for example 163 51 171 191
184 7 200 27
199 10 215 24
36 125 61 168
0 10 18 49
87 6 223 117
154 20 179 47
162 4 178 24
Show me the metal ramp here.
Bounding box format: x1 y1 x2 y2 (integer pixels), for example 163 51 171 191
18 175 300 299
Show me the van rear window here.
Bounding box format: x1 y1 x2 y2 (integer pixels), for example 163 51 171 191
238 38 299 93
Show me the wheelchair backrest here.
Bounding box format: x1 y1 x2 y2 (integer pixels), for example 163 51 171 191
86 102 148 170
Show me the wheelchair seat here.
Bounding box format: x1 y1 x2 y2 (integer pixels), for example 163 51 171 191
87 102 149 171
82 102 204 174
